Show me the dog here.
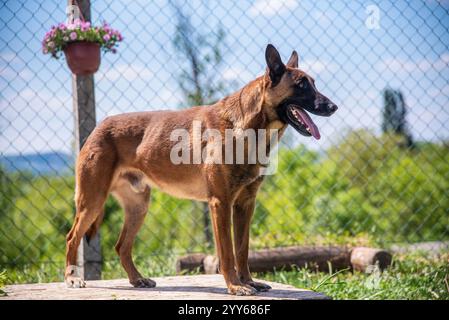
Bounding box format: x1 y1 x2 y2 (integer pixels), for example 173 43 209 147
65 44 338 295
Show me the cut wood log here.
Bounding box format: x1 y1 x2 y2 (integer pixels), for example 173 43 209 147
175 246 393 274
245 246 352 273
203 255 219 274
350 247 392 272
175 253 207 274
177 246 352 274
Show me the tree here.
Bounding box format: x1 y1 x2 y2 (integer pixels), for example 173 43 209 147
170 3 228 247
382 88 414 148
171 4 226 107
0 166 16 219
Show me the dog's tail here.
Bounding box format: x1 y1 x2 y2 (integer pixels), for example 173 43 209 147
85 210 105 244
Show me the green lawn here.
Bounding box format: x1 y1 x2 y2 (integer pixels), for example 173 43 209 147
259 252 449 300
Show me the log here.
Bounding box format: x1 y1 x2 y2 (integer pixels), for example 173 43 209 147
350 247 392 272
175 253 207 274
203 255 219 274
177 246 352 274
245 246 352 273
176 246 393 274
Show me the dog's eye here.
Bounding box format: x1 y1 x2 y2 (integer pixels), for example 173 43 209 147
298 79 308 89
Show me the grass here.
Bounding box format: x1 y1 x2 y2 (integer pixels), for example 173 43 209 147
0 270 7 296
2 252 448 300
258 252 449 300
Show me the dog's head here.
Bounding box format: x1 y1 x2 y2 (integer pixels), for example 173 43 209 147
262 44 338 139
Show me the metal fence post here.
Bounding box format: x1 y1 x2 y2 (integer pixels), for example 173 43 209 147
69 0 102 280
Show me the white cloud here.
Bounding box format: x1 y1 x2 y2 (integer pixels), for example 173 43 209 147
222 67 254 83
2 88 70 112
0 52 33 82
428 84 449 98
300 59 338 75
99 64 153 81
378 53 449 73
313 11 332 25
1 66 34 82
157 88 181 106
0 89 72 155
249 0 298 17
0 52 20 64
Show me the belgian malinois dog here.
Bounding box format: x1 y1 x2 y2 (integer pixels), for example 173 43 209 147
65 44 337 295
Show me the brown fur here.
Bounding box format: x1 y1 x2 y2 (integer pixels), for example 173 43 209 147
65 45 324 295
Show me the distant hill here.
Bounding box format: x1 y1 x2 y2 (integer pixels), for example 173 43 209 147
0 152 73 176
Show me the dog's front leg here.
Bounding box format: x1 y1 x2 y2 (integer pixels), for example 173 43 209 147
233 179 272 292
208 196 256 296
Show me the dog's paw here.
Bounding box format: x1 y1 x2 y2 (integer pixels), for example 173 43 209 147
131 278 156 288
245 280 272 292
227 284 257 296
65 265 85 288
65 276 86 288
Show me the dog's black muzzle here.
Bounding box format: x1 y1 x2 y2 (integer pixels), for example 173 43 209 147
312 93 338 116
282 93 338 117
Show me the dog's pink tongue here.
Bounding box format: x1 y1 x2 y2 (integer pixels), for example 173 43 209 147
295 107 321 140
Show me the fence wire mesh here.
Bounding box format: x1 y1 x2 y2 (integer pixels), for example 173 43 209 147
1 0 448 281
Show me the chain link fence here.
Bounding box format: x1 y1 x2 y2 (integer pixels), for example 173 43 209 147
1 0 448 282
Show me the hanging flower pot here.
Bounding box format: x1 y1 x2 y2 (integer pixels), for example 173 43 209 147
42 19 123 76
64 41 101 75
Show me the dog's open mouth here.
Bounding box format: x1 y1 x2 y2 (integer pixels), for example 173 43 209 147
277 104 321 140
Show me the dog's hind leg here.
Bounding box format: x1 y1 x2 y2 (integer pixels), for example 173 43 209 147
112 176 155 288
65 145 116 288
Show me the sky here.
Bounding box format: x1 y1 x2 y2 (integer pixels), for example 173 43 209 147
1 0 449 156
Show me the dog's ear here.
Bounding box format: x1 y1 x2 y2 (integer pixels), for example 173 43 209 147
265 44 285 86
286 50 298 68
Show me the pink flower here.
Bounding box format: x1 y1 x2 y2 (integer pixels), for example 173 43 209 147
103 34 110 41
70 32 77 40
102 21 110 32
48 41 55 48
80 21 90 31
58 23 66 30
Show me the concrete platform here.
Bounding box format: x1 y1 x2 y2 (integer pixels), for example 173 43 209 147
2 274 329 300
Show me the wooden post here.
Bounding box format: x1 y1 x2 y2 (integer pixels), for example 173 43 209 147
203 202 213 248
68 0 102 280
